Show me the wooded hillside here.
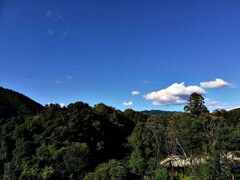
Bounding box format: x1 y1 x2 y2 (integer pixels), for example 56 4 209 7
0 88 239 179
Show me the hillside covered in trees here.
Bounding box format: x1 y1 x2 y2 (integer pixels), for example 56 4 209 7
0 87 240 179
141 110 182 116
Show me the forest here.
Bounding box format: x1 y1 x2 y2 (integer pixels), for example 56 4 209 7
0 86 240 179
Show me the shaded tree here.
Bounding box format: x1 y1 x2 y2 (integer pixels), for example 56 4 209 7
83 159 127 180
184 93 209 117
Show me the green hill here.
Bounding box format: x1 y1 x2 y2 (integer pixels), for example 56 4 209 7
229 107 240 113
141 110 182 116
0 87 43 118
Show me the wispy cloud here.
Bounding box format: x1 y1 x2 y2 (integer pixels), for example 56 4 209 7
131 91 140 95
200 78 231 88
47 28 53 35
46 10 62 20
65 75 74 79
45 11 70 37
123 102 133 106
62 29 70 37
142 80 155 84
144 82 205 105
55 81 61 84
205 98 228 110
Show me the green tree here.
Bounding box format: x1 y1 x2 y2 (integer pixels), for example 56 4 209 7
83 159 127 180
59 143 90 179
177 115 207 156
184 93 209 117
144 116 167 165
129 149 145 176
128 117 168 178
154 168 169 180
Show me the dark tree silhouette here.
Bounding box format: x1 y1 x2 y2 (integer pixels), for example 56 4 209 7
184 92 209 116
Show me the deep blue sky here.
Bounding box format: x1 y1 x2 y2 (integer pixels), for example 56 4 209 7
1 0 240 111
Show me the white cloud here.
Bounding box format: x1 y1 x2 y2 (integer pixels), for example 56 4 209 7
46 11 62 20
200 78 231 88
59 103 65 108
144 82 206 105
123 102 133 106
55 81 61 84
131 91 140 95
47 103 65 108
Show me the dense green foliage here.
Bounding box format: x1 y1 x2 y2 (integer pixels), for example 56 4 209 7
0 88 240 179
0 87 42 119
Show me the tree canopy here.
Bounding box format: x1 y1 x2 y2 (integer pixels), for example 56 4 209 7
0 88 239 179
184 92 209 116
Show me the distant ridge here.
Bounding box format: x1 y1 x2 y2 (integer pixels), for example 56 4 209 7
140 110 182 116
0 87 43 118
228 108 240 112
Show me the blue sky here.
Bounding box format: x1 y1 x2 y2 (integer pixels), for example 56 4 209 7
1 0 240 111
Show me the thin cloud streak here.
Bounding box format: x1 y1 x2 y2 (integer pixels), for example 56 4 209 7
65 75 74 79
46 10 62 20
142 80 155 84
